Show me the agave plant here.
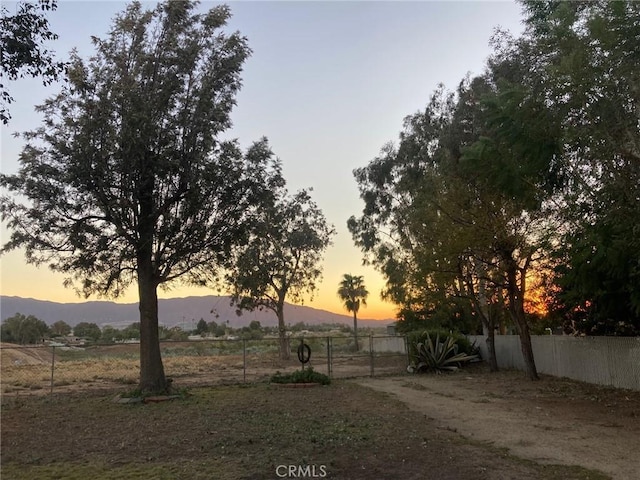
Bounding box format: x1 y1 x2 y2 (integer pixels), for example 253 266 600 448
410 333 478 374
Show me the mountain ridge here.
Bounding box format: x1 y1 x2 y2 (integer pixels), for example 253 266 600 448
0 295 393 329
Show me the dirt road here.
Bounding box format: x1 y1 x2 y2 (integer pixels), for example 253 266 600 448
356 368 640 480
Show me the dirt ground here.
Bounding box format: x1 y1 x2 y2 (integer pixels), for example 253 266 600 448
2 345 639 479
357 365 640 480
2 374 631 480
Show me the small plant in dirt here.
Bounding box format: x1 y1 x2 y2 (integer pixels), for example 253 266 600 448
408 332 478 374
271 367 331 385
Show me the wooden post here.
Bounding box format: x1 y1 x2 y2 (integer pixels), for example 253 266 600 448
50 346 56 395
369 334 374 377
327 337 332 377
243 339 246 383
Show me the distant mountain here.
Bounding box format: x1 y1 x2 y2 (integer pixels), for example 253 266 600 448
0 295 392 329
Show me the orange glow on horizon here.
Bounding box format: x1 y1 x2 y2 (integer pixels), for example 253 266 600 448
0 250 398 321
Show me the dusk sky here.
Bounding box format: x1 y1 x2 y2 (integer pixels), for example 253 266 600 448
0 1 525 320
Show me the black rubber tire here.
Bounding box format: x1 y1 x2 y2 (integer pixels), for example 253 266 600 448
297 342 311 364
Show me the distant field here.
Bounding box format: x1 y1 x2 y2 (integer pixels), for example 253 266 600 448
0 339 408 394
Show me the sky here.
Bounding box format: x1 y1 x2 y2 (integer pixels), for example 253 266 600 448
0 0 525 320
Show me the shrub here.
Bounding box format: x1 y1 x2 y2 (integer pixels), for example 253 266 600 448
408 332 478 374
271 367 331 385
406 329 474 357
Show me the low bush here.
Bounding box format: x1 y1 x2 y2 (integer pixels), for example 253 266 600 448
270 367 331 385
408 331 478 374
406 329 474 357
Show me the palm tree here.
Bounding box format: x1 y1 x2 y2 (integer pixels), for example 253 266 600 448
337 274 369 351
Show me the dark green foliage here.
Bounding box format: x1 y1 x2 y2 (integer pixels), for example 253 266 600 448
195 319 208 336
0 0 66 123
552 196 640 335
239 320 264 340
207 320 227 338
50 320 71 336
99 325 119 344
0 313 49 344
0 1 280 392
337 274 369 351
395 299 478 335
120 323 141 340
73 322 101 342
270 367 331 385
514 0 640 335
226 185 335 359
409 332 478 374
159 326 189 342
406 329 474 358
349 0 639 352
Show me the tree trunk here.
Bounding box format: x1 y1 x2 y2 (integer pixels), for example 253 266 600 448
483 321 499 373
505 261 539 380
276 306 290 360
514 318 538 380
136 156 167 393
137 262 167 393
353 311 359 351
478 275 499 372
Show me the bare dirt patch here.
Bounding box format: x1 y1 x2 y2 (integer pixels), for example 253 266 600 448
356 365 640 480
0 343 53 365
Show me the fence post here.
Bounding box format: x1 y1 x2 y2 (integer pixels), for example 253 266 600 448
327 337 332 377
243 339 246 383
50 345 56 395
404 335 410 366
369 334 374 377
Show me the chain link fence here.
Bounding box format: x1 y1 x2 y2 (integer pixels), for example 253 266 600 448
1 334 409 396
468 334 640 391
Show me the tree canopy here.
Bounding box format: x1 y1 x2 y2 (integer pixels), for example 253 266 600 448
0 0 66 123
337 274 369 351
226 182 335 359
0 1 283 392
348 1 640 381
0 313 49 344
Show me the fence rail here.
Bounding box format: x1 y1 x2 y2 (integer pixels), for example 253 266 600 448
0 335 409 396
468 334 640 391
7 333 637 395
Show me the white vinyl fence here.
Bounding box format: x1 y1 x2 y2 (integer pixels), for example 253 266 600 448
468 335 640 391
360 335 408 354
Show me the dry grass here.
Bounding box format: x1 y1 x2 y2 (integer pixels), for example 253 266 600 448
1 342 407 395
1 380 609 480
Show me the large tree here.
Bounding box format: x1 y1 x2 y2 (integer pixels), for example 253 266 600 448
0 1 279 392
226 187 335 360
0 0 66 123
337 274 369 351
349 69 562 379
0 313 49 344
516 0 640 334
348 83 504 369
475 1 640 336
